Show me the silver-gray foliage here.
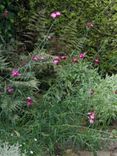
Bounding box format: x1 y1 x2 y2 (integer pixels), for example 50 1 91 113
0 142 25 156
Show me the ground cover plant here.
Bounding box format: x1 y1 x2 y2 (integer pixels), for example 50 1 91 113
0 0 117 156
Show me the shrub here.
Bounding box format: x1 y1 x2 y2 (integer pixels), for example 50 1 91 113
26 57 114 154
44 56 117 126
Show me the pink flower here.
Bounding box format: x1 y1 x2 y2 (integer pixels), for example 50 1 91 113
32 55 44 62
86 22 94 29
11 69 21 77
7 86 14 94
89 119 95 124
55 11 61 17
52 56 61 65
50 11 61 19
60 55 67 60
26 97 33 107
94 58 100 65
53 59 59 65
50 12 56 19
79 53 85 59
88 112 95 124
32 55 40 61
72 57 78 63
54 56 61 60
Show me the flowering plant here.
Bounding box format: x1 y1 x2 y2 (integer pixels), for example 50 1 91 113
0 5 116 155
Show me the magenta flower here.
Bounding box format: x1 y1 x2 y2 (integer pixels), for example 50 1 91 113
7 86 14 94
79 53 85 59
54 56 61 60
50 12 56 19
32 55 40 61
55 11 61 17
52 56 61 65
94 58 100 65
60 55 67 60
53 59 60 65
26 97 33 107
72 57 78 63
11 69 21 77
88 112 95 124
53 59 59 65
89 119 95 124
50 11 61 19
32 55 44 62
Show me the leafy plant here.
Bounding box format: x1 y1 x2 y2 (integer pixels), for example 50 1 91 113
0 1 117 155
0 44 39 124
24 58 111 154
92 74 117 126
16 8 46 52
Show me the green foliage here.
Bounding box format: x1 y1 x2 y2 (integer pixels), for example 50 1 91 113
45 58 117 126
0 54 8 70
0 0 117 155
59 19 87 53
25 59 114 154
32 0 116 74
0 47 39 123
92 74 117 126
16 8 46 51
1 0 116 74
0 77 38 124
0 1 16 42
0 52 116 155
